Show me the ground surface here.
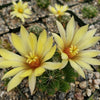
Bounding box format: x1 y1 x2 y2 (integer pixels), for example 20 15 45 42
0 0 100 100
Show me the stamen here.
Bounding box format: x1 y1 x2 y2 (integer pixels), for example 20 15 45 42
29 52 33 58
29 60 33 64
26 53 40 70
26 59 29 63
57 11 61 14
64 45 79 59
18 8 23 13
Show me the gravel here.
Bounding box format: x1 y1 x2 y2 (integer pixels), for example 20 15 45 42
0 0 100 100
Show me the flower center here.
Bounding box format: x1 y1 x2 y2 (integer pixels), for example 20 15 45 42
63 45 79 59
18 8 23 13
26 53 41 70
57 10 61 15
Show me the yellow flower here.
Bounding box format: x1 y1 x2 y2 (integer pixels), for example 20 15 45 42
48 4 68 17
11 0 31 22
53 17 100 78
0 26 62 94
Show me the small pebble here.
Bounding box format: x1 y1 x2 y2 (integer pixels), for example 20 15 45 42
0 91 5 97
83 92 86 96
95 72 100 79
68 98 72 100
58 92 66 100
79 81 87 89
89 25 95 29
94 79 100 85
88 73 93 79
89 79 92 84
75 92 84 100
86 89 92 97
70 83 75 87
32 96 38 100
75 81 79 85
94 85 99 89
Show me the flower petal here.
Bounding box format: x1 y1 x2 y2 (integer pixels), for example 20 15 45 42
0 49 25 62
78 50 100 57
24 8 32 14
69 59 85 78
20 69 32 78
36 30 47 57
23 14 30 18
20 25 31 52
52 33 64 49
18 0 22 7
48 6 57 14
42 36 53 57
61 52 68 60
76 29 96 46
79 57 100 65
59 59 68 69
42 45 56 62
66 17 75 46
12 1 16 5
74 60 93 70
78 37 100 50
29 73 36 95
2 67 25 80
62 5 68 11
0 61 26 68
7 71 25 92
83 29 96 39
34 67 45 77
56 20 66 43
72 25 88 45
55 4 60 10
29 33 37 54
20 16 25 23
42 62 62 70
0 58 4 62
23 2 28 8
11 33 27 55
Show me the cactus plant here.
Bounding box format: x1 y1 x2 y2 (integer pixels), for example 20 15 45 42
36 0 50 8
28 24 43 37
82 5 98 18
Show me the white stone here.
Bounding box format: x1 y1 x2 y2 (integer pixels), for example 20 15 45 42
89 79 92 84
95 72 100 79
86 89 91 97
94 79 100 85
94 85 99 89
79 81 87 89
0 91 5 97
